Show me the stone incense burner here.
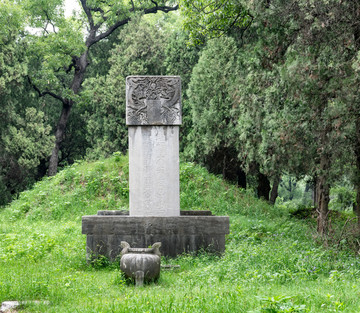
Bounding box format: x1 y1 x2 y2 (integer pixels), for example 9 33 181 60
120 241 161 286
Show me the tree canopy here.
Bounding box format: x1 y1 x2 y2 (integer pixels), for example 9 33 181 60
1 0 360 237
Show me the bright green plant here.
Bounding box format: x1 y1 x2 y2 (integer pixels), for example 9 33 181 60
329 185 356 211
255 295 308 313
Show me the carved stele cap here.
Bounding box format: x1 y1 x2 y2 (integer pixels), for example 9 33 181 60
126 76 182 126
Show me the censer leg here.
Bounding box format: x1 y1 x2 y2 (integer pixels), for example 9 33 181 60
135 271 144 287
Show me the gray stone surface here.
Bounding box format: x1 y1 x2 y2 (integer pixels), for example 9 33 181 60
0 301 49 312
128 126 180 216
82 215 229 259
126 76 181 126
120 241 161 286
0 301 18 313
97 210 129 216
180 210 212 216
96 210 213 216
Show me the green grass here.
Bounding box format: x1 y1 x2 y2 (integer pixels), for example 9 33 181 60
1 153 360 312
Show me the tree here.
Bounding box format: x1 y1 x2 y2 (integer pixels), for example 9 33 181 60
232 0 360 232
181 0 360 220
347 3 360 230
0 108 54 204
275 0 359 234
181 0 295 198
0 1 54 204
236 0 360 233
186 36 246 186
23 0 179 175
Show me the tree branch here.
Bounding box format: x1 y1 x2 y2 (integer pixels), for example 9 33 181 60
42 23 50 35
87 17 131 47
27 76 66 104
80 0 95 29
144 4 179 14
150 0 159 9
42 9 57 33
86 4 179 48
90 6 108 24
65 56 77 73
192 0 226 14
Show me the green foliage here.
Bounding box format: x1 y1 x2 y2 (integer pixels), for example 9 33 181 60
329 185 356 212
22 0 178 102
89 254 111 269
11 0 180 180
181 0 360 227
186 36 243 181
164 28 201 151
26 15 86 99
0 231 56 262
109 17 167 77
277 176 313 206
179 162 252 215
187 36 238 155
0 107 54 206
23 0 64 28
0 0 23 43
0 1 26 94
256 295 308 313
180 0 251 45
2 108 54 169
289 207 315 220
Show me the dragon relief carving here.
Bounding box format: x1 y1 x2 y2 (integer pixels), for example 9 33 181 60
126 76 181 125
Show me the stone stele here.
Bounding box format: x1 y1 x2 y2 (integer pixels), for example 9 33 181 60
82 75 230 259
126 76 181 216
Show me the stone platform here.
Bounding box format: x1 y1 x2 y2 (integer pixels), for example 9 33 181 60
82 211 229 260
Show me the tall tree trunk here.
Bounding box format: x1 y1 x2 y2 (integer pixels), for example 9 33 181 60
316 155 331 236
250 162 271 200
48 101 72 176
354 118 360 230
312 176 317 207
237 168 247 189
48 51 88 176
222 154 227 180
353 15 360 231
269 176 280 205
257 172 271 201
314 93 332 236
355 186 360 231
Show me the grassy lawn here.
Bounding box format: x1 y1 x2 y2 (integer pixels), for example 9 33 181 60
0 154 359 312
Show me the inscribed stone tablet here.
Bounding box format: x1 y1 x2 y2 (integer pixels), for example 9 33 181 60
128 126 180 216
126 76 181 125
